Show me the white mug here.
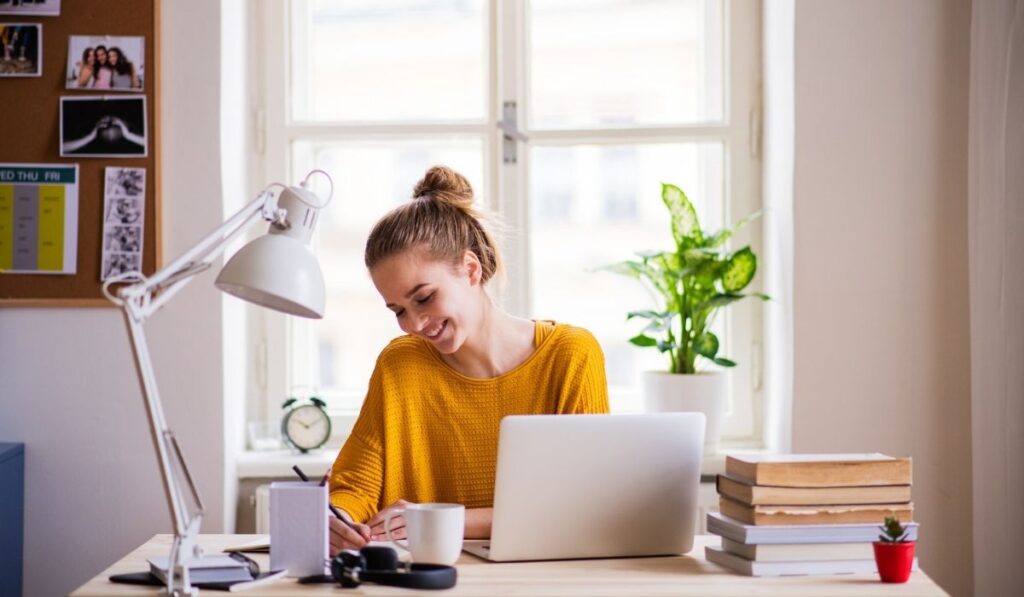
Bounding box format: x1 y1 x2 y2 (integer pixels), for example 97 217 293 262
384 503 465 566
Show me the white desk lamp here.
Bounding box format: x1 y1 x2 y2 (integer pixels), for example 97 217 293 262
102 170 333 596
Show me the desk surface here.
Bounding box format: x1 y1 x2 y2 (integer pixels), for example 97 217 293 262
72 534 948 596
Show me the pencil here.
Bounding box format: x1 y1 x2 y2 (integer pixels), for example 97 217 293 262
291 465 360 532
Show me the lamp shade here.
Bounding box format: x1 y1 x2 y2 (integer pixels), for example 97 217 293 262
215 233 325 318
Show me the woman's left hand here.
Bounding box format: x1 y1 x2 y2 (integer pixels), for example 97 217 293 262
367 502 494 541
464 507 493 539
366 499 412 541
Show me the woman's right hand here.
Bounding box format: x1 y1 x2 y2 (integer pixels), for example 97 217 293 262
329 515 372 555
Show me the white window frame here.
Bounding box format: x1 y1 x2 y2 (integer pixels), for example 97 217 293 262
248 0 765 447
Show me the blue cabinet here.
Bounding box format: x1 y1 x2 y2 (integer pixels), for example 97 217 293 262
0 443 24 597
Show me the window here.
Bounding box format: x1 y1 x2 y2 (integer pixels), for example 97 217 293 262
254 0 764 443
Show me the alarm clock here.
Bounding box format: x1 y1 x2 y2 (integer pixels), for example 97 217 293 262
281 396 332 453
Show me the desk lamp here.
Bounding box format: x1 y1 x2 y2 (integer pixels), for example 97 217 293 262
102 171 333 596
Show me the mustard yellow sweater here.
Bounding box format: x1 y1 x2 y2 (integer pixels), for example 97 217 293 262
329 321 609 523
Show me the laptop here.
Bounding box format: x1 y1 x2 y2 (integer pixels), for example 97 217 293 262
464 413 705 562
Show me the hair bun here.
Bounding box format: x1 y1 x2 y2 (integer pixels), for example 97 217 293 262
413 165 474 208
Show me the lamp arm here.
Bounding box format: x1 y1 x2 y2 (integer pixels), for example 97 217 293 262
105 184 289 596
112 188 285 321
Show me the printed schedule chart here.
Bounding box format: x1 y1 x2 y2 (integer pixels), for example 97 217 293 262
0 164 79 275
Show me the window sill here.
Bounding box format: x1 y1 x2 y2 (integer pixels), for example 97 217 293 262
236 448 337 479
235 439 774 481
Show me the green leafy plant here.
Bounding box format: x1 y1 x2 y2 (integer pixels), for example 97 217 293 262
602 183 768 374
878 516 911 543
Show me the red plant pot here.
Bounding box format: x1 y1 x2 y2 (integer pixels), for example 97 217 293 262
873 541 915 583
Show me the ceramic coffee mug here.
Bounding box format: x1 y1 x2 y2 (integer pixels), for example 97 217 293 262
384 503 465 565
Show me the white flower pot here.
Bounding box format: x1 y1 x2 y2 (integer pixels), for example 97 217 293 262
642 371 728 454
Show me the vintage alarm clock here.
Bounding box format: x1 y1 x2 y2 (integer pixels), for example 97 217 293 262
281 396 332 452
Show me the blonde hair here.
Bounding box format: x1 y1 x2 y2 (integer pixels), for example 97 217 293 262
364 166 502 283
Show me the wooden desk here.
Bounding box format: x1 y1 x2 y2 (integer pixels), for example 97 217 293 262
72 534 947 596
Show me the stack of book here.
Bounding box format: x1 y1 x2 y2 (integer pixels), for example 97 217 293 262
706 453 917 576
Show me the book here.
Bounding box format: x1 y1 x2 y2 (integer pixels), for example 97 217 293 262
725 453 912 487
148 554 254 585
716 474 912 506
707 512 920 544
221 536 270 554
706 546 919 577
721 537 873 562
719 497 914 526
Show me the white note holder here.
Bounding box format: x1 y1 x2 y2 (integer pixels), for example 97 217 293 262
269 481 328 577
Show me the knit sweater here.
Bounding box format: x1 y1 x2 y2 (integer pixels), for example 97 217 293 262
328 321 610 523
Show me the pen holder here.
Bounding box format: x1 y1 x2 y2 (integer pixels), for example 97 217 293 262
270 481 328 578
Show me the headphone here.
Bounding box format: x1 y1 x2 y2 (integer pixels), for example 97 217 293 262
329 546 457 590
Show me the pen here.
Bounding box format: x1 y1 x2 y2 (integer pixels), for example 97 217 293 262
291 465 361 533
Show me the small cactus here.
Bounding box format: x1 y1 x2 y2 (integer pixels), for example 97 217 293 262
878 516 911 543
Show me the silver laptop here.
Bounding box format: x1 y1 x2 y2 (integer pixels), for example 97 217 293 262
464 413 705 562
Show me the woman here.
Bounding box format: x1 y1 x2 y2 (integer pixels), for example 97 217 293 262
328 166 610 553
92 45 112 89
107 46 139 89
75 47 95 87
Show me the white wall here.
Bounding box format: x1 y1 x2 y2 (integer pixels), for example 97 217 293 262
793 1 972 596
0 2 225 595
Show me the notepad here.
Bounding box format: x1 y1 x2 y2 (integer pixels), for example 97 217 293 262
148 554 253 585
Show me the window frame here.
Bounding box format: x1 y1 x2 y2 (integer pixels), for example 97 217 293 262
249 0 765 447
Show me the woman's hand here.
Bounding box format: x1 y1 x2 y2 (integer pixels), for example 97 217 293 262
366 499 412 541
329 514 371 556
465 508 493 539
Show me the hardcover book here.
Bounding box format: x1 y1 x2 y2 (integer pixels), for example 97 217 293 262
721 537 873 562
706 512 920 544
719 497 914 526
725 453 912 488
706 545 919 577
716 474 912 506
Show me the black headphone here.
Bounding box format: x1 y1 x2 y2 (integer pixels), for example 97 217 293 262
329 546 457 590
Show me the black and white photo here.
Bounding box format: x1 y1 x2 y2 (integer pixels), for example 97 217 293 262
0 0 61 17
101 166 146 282
104 225 141 252
60 96 147 157
66 35 144 90
101 252 140 279
0 23 41 77
105 166 145 198
105 196 143 225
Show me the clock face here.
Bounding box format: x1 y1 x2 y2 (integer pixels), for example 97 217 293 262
283 404 331 451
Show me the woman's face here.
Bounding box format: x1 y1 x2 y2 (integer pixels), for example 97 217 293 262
85 49 94 65
108 49 120 65
370 246 484 354
96 48 107 64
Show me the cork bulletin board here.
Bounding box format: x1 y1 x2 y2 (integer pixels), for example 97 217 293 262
0 0 160 307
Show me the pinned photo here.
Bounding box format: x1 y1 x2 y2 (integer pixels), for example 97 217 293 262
104 225 141 252
105 166 145 197
102 252 141 280
0 23 42 77
67 35 144 90
105 197 143 225
60 96 147 158
101 167 146 282
0 0 61 17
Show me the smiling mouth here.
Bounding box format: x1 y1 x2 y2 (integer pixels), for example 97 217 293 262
424 319 448 339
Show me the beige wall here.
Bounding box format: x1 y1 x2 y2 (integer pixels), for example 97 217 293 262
793 1 972 595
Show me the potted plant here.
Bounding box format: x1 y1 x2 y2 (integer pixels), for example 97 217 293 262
603 184 767 452
874 516 916 583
